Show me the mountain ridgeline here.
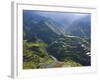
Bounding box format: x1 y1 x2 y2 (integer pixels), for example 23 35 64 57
66 15 91 39
23 10 91 69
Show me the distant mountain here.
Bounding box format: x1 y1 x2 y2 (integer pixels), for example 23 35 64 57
23 10 91 40
23 11 64 44
65 15 91 39
23 10 45 24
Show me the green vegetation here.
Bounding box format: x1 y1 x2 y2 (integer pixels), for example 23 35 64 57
23 11 91 69
63 60 82 67
23 39 54 69
23 35 90 69
47 35 91 66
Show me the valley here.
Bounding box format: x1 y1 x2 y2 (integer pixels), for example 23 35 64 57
23 10 91 69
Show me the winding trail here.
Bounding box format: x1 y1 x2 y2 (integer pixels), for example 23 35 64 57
39 55 64 68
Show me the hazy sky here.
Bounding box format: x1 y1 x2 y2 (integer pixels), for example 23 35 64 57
34 11 90 23
24 10 91 29
29 11 90 28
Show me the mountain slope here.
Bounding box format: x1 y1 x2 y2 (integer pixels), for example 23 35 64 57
47 35 91 66
66 15 91 39
23 11 64 44
23 11 91 68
